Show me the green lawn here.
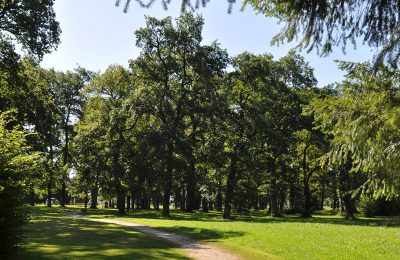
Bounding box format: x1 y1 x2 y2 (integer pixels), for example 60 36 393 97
19 206 189 259
82 207 400 260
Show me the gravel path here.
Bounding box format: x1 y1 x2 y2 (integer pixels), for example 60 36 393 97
67 212 240 260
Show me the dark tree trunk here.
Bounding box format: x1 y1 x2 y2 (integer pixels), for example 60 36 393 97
60 124 69 207
136 197 140 211
185 149 196 212
179 186 185 211
162 141 174 217
116 185 126 214
338 159 356 219
126 195 131 212
60 182 67 207
90 187 98 209
320 183 325 210
223 153 237 219
303 177 312 217
302 144 312 217
215 178 223 211
29 190 35 206
83 191 88 212
270 159 281 217
202 197 209 213
47 181 52 207
174 187 181 209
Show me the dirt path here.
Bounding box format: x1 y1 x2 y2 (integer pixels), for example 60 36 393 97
67 213 240 260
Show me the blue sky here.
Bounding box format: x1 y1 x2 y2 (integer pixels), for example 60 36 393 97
41 0 375 87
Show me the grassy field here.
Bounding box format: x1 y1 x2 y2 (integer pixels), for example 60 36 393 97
81 207 400 260
19 206 189 259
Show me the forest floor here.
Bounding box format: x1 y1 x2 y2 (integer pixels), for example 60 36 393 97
20 205 400 259
81 207 400 260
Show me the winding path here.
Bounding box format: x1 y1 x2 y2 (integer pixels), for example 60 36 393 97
67 213 239 260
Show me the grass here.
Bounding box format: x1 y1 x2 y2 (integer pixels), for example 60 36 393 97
19 206 189 259
80 207 400 260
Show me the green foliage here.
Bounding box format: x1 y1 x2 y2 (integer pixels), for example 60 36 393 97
0 111 39 257
358 194 378 217
245 0 400 68
0 0 61 59
308 62 400 199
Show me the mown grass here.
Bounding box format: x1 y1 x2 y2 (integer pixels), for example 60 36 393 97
19 206 189 259
82 207 400 260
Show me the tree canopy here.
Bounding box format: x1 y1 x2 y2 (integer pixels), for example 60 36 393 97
116 0 400 69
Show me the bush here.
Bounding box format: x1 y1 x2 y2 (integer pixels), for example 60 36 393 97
358 194 379 217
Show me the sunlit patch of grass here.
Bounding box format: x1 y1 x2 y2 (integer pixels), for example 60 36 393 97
82 206 400 260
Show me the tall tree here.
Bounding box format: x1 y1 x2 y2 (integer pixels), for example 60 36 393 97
86 65 135 214
45 68 90 207
132 13 228 217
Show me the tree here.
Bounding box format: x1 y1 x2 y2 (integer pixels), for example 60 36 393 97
117 0 400 68
0 0 60 59
132 13 229 217
45 68 91 207
85 65 135 214
73 97 108 210
308 62 400 217
0 111 39 257
244 0 400 69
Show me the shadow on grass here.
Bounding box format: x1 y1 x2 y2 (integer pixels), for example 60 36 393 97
81 206 400 229
19 206 189 260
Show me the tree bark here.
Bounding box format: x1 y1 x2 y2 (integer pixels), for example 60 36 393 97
90 186 98 209
47 181 52 207
215 178 223 211
202 197 209 213
270 158 281 217
116 181 126 214
29 190 35 206
223 153 237 219
162 141 174 217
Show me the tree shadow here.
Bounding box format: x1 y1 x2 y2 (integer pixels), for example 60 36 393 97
81 206 400 229
20 206 190 259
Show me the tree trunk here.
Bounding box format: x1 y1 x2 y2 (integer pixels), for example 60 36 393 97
162 141 173 217
202 197 209 213
185 147 196 212
83 191 88 212
126 195 131 212
29 190 35 206
60 182 67 207
215 178 223 211
90 187 98 209
270 159 281 217
320 183 325 210
303 176 312 217
223 153 237 219
302 144 312 217
47 181 52 207
60 125 69 207
338 159 355 219
116 184 126 214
